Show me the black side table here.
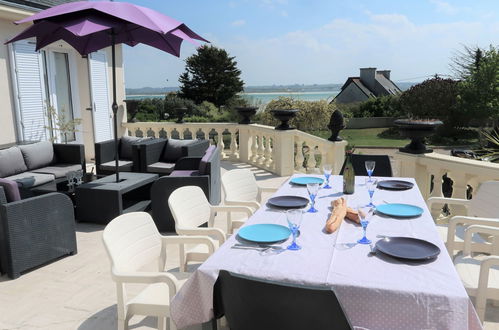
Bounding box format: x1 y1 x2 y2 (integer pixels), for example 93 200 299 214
75 172 158 224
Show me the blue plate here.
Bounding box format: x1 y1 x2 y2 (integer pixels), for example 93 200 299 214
290 176 324 186
376 203 424 218
237 224 291 243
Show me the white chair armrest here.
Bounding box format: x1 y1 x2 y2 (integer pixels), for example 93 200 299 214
427 196 470 208
463 225 499 256
172 229 224 245
224 200 260 211
259 186 278 193
112 267 179 299
446 216 499 255
212 205 253 234
477 256 499 309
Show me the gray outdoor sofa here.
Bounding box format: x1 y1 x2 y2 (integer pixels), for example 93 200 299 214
150 145 221 232
0 141 85 193
0 186 77 279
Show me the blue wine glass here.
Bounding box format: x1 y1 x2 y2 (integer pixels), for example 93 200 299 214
286 209 303 250
306 182 320 213
357 206 373 244
366 178 377 207
323 164 332 189
365 161 375 182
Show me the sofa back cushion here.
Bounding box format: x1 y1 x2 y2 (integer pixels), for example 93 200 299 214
162 139 195 163
0 146 28 177
19 141 54 170
199 145 216 175
0 178 21 202
120 136 151 160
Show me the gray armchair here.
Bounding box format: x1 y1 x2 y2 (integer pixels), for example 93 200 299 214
0 186 77 279
94 136 150 175
150 145 221 232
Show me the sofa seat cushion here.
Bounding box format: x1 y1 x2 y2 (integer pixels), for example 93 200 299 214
100 160 133 172
0 178 21 202
19 141 55 170
147 162 175 174
5 172 55 188
0 146 28 177
169 170 200 177
32 164 83 178
199 145 216 175
162 139 194 163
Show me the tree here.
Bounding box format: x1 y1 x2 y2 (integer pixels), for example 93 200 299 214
399 76 462 135
457 45 499 126
450 45 484 80
179 45 244 107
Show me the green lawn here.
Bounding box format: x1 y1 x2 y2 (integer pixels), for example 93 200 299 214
309 128 410 147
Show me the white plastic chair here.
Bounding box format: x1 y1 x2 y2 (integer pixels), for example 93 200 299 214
168 185 253 271
102 212 216 330
427 181 499 257
453 225 499 322
221 169 278 211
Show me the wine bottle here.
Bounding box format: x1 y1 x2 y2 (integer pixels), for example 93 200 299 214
343 151 355 194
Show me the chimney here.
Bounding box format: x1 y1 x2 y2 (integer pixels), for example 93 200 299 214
378 70 391 80
359 67 376 92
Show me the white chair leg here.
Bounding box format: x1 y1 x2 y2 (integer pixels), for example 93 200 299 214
179 244 186 272
158 316 165 330
117 318 126 330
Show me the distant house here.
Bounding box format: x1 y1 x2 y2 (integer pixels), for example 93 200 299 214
0 0 126 161
332 68 402 104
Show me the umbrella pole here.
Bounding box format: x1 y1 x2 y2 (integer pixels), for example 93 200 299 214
111 32 119 183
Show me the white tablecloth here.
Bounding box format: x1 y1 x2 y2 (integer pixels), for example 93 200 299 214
170 175 482 330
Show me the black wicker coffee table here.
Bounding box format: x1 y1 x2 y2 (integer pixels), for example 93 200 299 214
75 172 158 224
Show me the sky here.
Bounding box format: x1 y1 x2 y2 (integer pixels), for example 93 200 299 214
123 0 499 88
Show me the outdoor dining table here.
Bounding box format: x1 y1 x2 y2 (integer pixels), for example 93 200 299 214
170 174 482 330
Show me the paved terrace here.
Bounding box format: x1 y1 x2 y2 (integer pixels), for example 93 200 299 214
1 160 498 330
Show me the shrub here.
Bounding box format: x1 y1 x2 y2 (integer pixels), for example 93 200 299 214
164 93 199 120
258 97 340 131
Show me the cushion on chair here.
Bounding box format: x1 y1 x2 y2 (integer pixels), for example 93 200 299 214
120 136 151 160
199 146 216 175
19 141 55 170
33 164 83 178
5 172 55 188
147 162 175 174
169 170 200 177
162 139 195 163
0 147 28 177
100 160 133 172
0 178 21 202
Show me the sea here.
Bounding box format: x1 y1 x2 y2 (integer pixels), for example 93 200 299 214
126 91 340 105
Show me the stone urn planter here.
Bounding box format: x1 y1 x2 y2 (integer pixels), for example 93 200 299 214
175 107 187 124
395 119 443 154
270 109 299 130
235 106 258 124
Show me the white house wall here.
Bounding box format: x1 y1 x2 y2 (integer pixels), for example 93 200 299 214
0 7 126 163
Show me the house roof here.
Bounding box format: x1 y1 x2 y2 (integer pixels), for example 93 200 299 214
333 70 401 103
375 73 401 95
2 0 79 10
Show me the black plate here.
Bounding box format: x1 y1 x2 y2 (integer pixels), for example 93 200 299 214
377 180 414 191
375 237 440 260
267 196 309 209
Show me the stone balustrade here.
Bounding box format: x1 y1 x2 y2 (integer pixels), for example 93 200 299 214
395 151 499 217
123 122 347 176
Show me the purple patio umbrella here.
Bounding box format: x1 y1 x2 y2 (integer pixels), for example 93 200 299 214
6 1 208 182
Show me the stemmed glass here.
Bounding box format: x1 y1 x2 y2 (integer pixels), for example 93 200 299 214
286 209 303 250
323 164 332 189
66 171 75 192
365 161 376 182
357 206 374 245
366 178 378 207
306 182 320 213
75 169 83 185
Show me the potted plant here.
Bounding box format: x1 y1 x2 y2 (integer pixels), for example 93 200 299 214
270 109 299 130
394 118 443 154
235 106 258 124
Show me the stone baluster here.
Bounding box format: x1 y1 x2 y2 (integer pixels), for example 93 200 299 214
264 135 273 168
229 128 239 160
216 129 226 158
447 172 469 216
428 168 447 219
307 142 317 172
178 128 184 139
257 135 265 165
295 138 305 172
201 129 210 143
250 134 258 163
